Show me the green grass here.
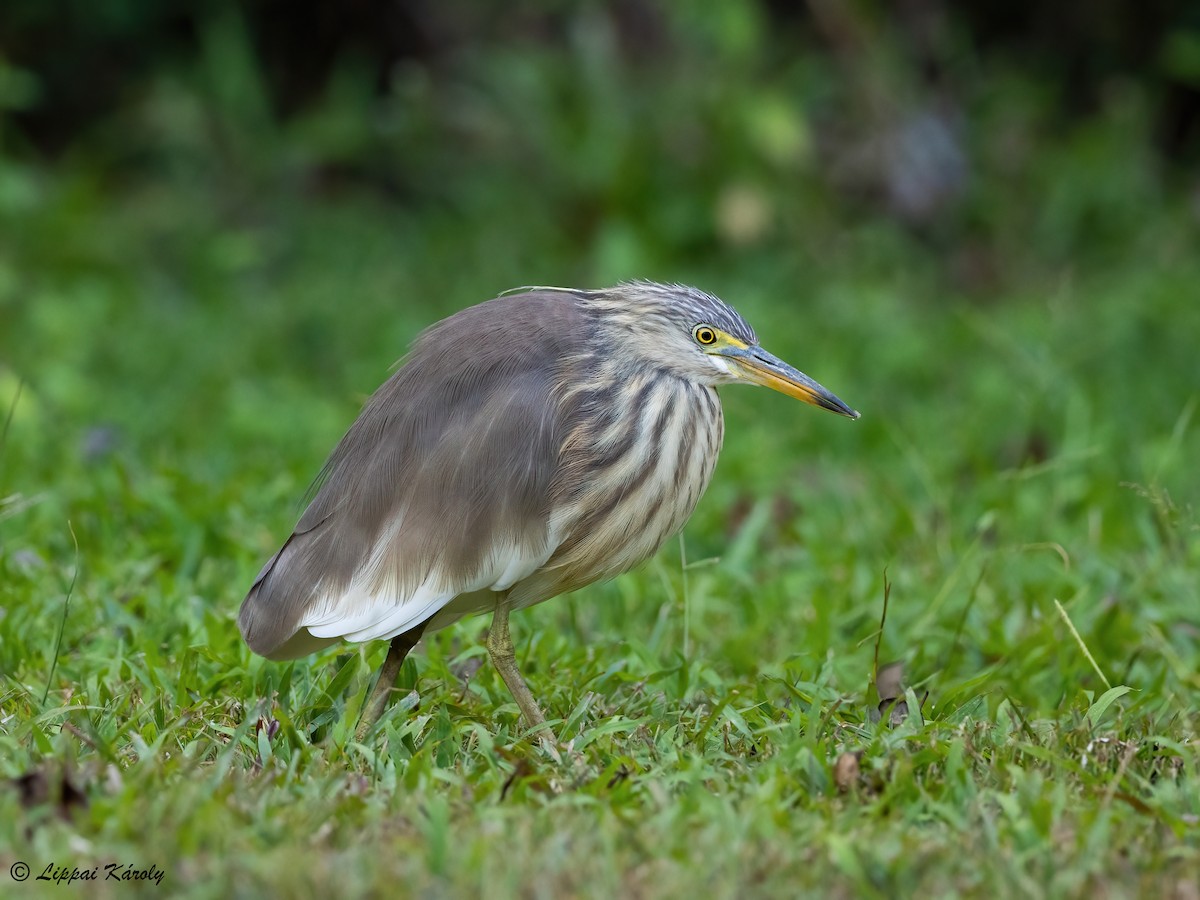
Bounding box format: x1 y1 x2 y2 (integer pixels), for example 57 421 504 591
1 146 1198 898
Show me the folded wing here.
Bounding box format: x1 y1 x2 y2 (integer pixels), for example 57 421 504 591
237 291 587 659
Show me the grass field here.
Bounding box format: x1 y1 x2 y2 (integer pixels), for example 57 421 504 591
1 131 1198 897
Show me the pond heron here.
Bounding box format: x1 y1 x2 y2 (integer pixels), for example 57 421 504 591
238 282 858 744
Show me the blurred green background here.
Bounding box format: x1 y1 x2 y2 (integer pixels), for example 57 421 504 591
1 3 1199 893
2 0 1199 712
3 0 1199 711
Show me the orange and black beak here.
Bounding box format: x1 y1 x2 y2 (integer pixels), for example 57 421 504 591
719 345 859 419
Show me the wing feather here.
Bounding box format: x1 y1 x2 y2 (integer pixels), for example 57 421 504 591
237 290 589 659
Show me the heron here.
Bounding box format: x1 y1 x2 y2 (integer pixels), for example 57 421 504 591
238 281 858 744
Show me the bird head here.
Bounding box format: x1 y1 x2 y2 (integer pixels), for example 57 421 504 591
598 281 860 419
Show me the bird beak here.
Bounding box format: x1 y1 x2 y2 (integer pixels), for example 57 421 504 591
719 345 860 419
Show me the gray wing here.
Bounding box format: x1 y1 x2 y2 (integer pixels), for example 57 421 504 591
238 290 589 659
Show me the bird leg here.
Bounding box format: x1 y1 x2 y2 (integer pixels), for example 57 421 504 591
355 622 426 741
487 603 556 748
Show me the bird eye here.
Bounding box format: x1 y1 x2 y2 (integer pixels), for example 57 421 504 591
693 325 717 346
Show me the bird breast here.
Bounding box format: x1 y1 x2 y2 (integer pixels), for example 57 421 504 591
509 372 725 609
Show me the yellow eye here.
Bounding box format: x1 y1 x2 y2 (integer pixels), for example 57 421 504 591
694 325 717 346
